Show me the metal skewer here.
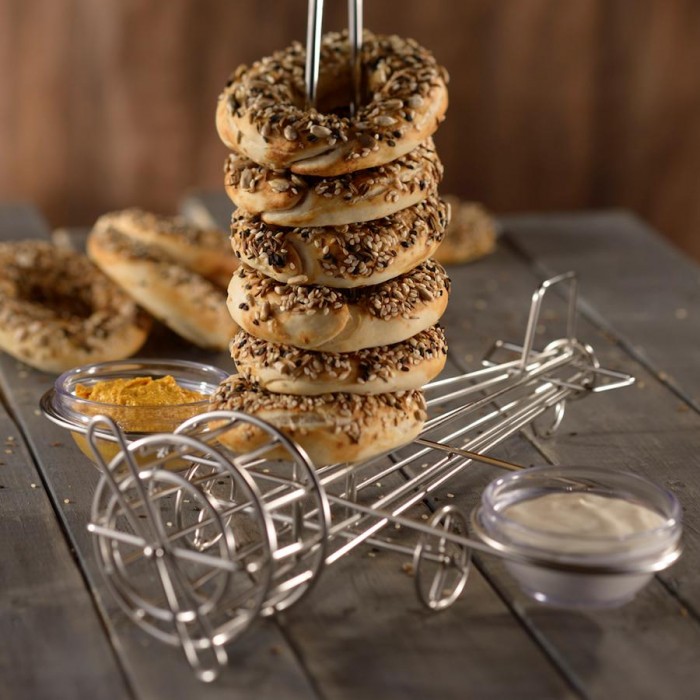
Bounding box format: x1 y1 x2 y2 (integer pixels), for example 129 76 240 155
305 0 325 109
414 439 523 472
348 0 363 115
305 0 364 112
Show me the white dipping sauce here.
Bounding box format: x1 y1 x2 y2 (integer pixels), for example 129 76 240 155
504 492 665 540
479 466 681 608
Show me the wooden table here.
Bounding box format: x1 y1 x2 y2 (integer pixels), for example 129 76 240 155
2 199 700 700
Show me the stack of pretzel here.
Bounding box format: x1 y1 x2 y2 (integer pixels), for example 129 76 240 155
212 31 451 465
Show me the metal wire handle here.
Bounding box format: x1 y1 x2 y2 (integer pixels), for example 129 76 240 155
348 0 363 115
305 0 364 111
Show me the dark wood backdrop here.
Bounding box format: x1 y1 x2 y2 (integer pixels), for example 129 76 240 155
2 0 699 259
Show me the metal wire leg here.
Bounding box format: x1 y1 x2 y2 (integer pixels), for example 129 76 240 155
413 506 471 610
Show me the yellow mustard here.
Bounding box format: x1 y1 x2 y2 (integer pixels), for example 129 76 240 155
72 375 208 449
76 375 205 406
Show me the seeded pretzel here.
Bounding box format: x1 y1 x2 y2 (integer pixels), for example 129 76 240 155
210 375 428 465
434 197 497 266
227 259 450 353
216 31 449 177
230 195 449 289
94 209 238 287
0 241 150 373
230 325 447 395
224 139 442 227
88 216 237 351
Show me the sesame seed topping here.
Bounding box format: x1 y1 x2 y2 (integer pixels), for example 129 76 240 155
231 326 448 391
0 241 149 364
218 30 448 167
230 195 449 283
230 259 450 323
211 375 427 444
224 139 443 212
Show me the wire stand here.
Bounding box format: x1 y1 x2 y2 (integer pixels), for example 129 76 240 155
83 272 649 680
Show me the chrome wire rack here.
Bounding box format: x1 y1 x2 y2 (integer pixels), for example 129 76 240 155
80 272 668 682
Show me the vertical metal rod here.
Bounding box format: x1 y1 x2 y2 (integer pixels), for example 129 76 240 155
348 0 363 115
520 271 577 369
566 275 578 342
291 461 303 543
305 0 325 108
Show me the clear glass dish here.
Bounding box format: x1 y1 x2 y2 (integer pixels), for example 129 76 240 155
473 465 682 608
41 358 229 466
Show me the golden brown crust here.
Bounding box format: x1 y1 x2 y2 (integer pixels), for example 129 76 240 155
224 139 443 227
88 224 237 351
216 30 449 176
434 197 497 266
230 325 447 395
227 259 450 352
210 375 427 465
93 208 237 287
0 241 150 373
230 195 449 288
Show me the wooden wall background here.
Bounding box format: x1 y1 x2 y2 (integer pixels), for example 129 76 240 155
1 0 699 259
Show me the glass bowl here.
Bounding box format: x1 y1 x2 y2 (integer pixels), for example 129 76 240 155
41 358 229 467
473 465 682 609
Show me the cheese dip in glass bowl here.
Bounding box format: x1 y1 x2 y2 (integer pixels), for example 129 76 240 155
474 465 682 608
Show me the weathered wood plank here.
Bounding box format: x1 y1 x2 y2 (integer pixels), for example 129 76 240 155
274 428 577 700
0 405 136 700
427 240 700 699
283 537 578 698
0 206 132 699
502 210 700 410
